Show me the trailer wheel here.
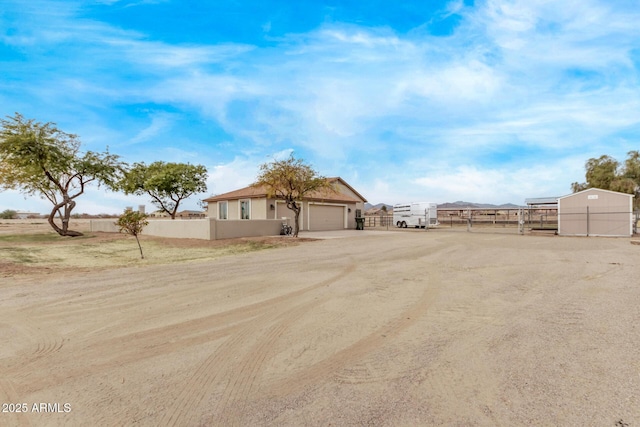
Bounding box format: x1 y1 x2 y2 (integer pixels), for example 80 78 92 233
396 221 402 228
402 221 407 228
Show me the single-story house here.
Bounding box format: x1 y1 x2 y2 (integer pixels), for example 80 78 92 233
149 210 170 218
176 210 206 219
558 188 634 237
203 177 367 231
15 211 41 219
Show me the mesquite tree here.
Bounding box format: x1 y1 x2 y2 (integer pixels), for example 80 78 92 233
0 113 124 236
119 161 208 219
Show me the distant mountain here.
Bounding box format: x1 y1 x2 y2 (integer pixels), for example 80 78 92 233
439 201 524 209
364 203 393 211
367 201 524 210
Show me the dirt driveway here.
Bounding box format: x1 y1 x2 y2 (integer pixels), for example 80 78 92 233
1 230 639 426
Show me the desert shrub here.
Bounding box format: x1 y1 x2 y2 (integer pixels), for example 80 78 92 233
0 209 17 219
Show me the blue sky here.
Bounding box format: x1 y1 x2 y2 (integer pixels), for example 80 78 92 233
2 0 640 214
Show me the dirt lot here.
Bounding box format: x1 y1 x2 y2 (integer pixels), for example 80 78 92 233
1 222 639 426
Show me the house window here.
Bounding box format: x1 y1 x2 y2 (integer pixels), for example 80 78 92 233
240 199 250 219
218 201 228 220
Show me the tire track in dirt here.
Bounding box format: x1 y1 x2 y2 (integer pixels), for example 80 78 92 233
13 257 255 316
160 263 357 427
20 237 424 324
209 296 335 426
418 284 509 426
33 335 65 357
27 265 253 339
5 265 357 395
333 344 419 385
423 346 504 425
209 264 371 423
0 314 66 372
264 277 440 400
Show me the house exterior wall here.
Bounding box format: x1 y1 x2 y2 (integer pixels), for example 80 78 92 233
207 201 217 218
265 198 291 220
207 198 361 231
333 182 366 216
202 178 366 232
266 198 276 220
334 181 358 200
274 200 300 228
251 198 268 220
345 202 358 229
209 199 267 220
229 200 241 219
558 189 633 237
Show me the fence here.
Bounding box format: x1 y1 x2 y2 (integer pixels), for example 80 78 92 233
361 215 394 227
363 209 550 230
352 208 636 236
362 208 640 235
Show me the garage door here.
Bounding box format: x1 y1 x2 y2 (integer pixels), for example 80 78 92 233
309 204 345 231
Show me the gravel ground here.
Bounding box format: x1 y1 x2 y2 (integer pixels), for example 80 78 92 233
1 227 639 426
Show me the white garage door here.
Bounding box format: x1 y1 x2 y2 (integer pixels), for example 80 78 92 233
309 204 345 231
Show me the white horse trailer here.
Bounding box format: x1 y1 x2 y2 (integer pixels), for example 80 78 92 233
393 202 438 228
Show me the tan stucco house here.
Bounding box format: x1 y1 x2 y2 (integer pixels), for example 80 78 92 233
203 177 367 231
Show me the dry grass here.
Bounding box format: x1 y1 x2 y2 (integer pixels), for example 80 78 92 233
1 238 271 268
0 227 308 277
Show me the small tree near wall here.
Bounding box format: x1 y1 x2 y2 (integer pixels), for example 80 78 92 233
116 210 149 259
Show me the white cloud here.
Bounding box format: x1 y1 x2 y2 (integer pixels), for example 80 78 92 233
411 159 583 205
105 39 254 68
321 28 402 48
129 112 175 145
271 148 295 161
401 60 503 104
205 157 260 197
204 148 304 198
